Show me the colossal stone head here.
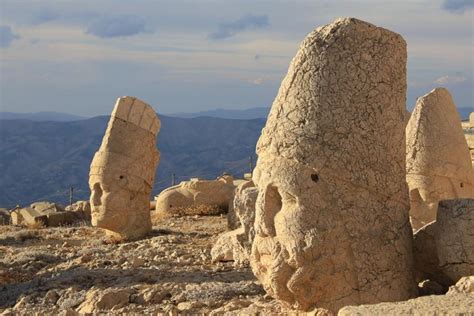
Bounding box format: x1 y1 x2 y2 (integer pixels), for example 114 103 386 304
406 88 474 230
89 96 160 240
250 18 416 312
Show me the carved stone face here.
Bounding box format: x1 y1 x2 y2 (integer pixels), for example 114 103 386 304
88 96 160 240
89 169 151 239
251 157 360 310
249 18 416 312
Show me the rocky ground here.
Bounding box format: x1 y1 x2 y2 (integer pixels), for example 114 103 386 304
1 214 473 315
0 215 297 315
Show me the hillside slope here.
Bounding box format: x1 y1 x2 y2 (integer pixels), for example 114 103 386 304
0 116 264 207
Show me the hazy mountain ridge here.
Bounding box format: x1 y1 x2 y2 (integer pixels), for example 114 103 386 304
166 107 270 120
0 111 87 122
0 116 265 207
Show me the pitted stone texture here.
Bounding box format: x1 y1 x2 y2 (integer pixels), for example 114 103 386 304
413 199 474 287
155 175 235 215
406 88 474 230
250 17 416 312
89 96 160 240
212 181 258 265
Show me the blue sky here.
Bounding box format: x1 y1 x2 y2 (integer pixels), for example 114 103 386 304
0 0 472 116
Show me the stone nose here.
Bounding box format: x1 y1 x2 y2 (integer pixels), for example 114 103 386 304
255 185 282 238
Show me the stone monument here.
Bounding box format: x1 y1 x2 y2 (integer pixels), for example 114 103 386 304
250 18 416 312
406 88 474 230
89 96 160 240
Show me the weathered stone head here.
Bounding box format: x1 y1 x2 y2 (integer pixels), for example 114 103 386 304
89 96 160 240
251 18 416 312
406 88 474 230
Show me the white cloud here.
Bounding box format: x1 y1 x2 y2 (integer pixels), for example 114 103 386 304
248 78 264 85
434 75 467 85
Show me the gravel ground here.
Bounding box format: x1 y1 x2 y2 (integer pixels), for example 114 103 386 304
0 215 303 315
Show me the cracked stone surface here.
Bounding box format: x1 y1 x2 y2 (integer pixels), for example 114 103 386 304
211 181 258 265
89 96 160 240
406 88 474 230
250 17 416 313
413 199 474 287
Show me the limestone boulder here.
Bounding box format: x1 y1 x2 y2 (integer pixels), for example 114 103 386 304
211 182 258 265
89 96 160 240
406 88 474 230
155 175 235 215
413 199 474 286
250 17 416 312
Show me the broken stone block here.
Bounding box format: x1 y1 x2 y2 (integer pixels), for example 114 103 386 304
10 209 23 225
413 199 474 287
19 207 47 227
406 88 474 230
250 18 416 312
89 96 160 240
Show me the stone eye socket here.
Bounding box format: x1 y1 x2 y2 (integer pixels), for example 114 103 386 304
311 173 319 182
261 185 282 237
92 183 103 206
119 175 124 179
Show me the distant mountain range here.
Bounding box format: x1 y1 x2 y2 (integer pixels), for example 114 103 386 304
165 107 271 120
2 106 471 122
0 116 265 208
0 111 86 122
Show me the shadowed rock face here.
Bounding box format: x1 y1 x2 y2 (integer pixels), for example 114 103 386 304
406 88 474 230
250 17 416 312
413 199 474 287
89 96 160 240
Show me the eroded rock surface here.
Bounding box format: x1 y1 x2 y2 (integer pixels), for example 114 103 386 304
413 199 474 287
211 181 258 265
89 96 160 240
406 88 474 230
250 17 416 312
